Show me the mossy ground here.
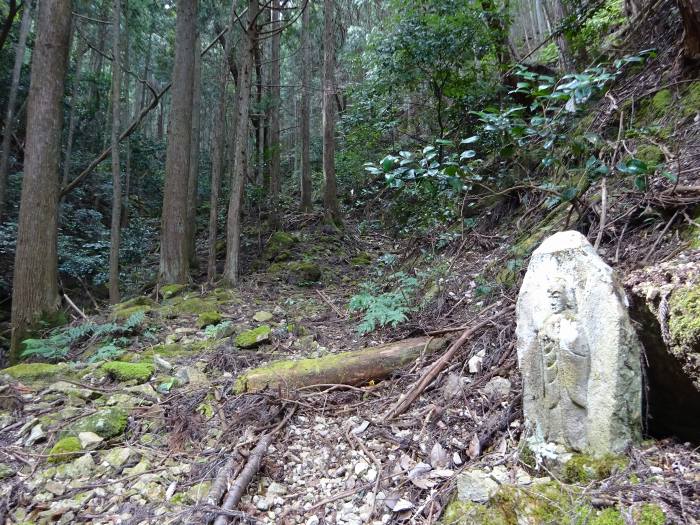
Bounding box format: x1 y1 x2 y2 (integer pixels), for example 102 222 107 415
196 311 222 328
1 362 71 382
71 407 128 439
563 454 629 483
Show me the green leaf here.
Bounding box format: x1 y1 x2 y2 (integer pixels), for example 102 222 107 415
461 136 479 144
460 150 476 160
381 156 396 172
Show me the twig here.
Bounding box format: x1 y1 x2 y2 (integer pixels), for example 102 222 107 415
595 108 624 251
315 289 346 318
346 427 382 520
63 293 87 319
386 304 513 419
642 211 679 264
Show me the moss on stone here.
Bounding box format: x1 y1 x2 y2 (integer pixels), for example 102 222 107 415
563 454 629 483
101 361 154 383
48 436 82 463
197 311 222 329
71 407 128 438
136 343 188 363
212 287 241 305
668 285 700 350
635 145 664 165
160 284 186 299
235 325 271 348
441 500 506 525
113 296 157 319
264 231 298 260
169 297 219 316
288 261 321 283
1 362 70 382
351 252 372 266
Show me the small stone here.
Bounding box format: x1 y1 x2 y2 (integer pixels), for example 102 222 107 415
25 424 46 446
442 373 466 400
153 355 173 372
44 480 65 496
266 481 287 497
124 458 151 476
78 432 103 449
305 516 320 525
456 469 500 503
235 325 271 348
0 463 16 480
483 376 512 399
255 497 271 511
103 447 133 468
253 311 274 322
365 468 377 482
467 351 485 374
354 461 369 476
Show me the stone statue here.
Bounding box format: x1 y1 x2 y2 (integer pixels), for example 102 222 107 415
531 278 590 451
516 231 642 456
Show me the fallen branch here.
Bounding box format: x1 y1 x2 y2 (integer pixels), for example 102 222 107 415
385 304 514 419
236 336 449 393
212 406 296 525
63 293 87 319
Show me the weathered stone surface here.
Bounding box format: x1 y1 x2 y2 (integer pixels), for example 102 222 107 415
516 231 642 455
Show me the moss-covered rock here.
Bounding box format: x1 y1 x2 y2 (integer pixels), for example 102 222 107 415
288 261 321 284
48 436 83 463
563 454 629 483
351 252 372 266
71 407 128 439
168 296 219 316
680 81 700 119
667 284 700 389
160 284 186 299
650 89 673 113
197 311 222 328
112 296 157 320
235 325 271 348
264 231 298 260
1 362 71 383
101 361 154 384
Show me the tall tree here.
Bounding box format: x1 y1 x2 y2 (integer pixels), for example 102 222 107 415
269 0 281 227
677 0 700 61
0 0 33 219
160 0 198 284
9 0 72 364
0 0 21 53
186 33 202 267
223 0 257 285
322 0 340 224
299 0 312 212
109 0 122 304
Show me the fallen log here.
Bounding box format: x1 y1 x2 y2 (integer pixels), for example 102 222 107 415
234 336 449 393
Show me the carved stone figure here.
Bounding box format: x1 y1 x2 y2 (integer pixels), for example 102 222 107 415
516 231 642 456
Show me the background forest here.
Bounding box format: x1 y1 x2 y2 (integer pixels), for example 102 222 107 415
0 0 699 523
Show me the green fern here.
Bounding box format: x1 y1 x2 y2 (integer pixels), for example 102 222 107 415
349 272 419 334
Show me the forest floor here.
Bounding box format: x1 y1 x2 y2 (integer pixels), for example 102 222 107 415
1 219 699 525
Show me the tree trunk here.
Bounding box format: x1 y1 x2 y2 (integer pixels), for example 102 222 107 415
109 0 122 305
121 0 131 228
677 0 700 61
160 0 197 284
186 33 202 269
254 34 264 186
543 0 573 71
223 0 257 285
207 54 228 284
322 0 341 225
236 336 449 393
0 0 20 54
0 0 33 220
269 0 281 228
9 0 72 365
61 48 86 198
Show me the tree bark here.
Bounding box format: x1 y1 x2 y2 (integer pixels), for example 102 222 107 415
186 33 202 269
0 0 20 54
299 2 312 212
0 0 33 220
160 0 197 284
236 337 449 393
109 0 122 304
322 0 341 225
223 0 257 285
677 0 700 61
9 0 72 365
121 0 131 228
269 0 281 228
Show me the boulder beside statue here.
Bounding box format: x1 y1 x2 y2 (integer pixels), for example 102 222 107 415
516 230 642 456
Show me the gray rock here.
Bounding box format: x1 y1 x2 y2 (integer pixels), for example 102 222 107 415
516 231 642 455
482 376 511 399
442 373 466 400
25 424 46 446
253 311 274 322
456 469 500 503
